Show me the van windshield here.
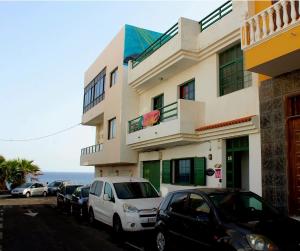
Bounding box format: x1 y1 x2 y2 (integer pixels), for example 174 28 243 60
114 182 159 199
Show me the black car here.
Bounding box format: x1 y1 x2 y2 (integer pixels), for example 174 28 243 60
70 185 90 218
57 184 82 213
155 189 300 251
47 180 68 196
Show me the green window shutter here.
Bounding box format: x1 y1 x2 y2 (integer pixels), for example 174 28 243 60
162 160 171 184
194 157 206 186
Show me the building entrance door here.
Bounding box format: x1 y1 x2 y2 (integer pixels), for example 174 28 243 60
143 161 160 192
287 95 300 215
226 137 249 189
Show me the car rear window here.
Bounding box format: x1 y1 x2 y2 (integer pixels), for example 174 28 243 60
66 185 80 195
81 187 90 198
114 182 159 199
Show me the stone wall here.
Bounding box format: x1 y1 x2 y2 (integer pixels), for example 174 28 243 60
260 69 300 214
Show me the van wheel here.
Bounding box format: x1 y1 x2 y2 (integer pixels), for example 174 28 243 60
26 192 31 198
89 209 95 225
156 230 168 251
112 215 123 241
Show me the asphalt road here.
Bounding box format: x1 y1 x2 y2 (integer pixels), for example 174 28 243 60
0 197 155 251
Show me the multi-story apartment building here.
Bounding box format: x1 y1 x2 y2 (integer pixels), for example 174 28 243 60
126 1 262 196
241 0 300 215
80 25 162 178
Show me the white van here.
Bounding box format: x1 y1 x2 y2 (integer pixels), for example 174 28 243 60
88 176 162 234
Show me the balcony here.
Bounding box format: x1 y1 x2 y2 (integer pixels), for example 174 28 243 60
128 1 233 93
241 0 300 76
80 143 103 166
127 99 204 150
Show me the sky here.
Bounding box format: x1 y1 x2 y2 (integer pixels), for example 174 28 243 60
0 0 225 173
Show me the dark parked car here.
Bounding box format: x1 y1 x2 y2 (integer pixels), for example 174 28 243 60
57 184 82 213
70 185 90 218
155 189 300 251
47 180 69 196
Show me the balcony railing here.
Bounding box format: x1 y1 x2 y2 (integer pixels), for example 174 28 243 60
128 101 178 133
241 0 300 50
81 143 103 156
131 23 179 68
199 0 233 31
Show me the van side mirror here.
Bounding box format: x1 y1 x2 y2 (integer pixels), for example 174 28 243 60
103 194 110 201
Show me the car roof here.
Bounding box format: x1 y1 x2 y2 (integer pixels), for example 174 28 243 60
168 188 251 196
92 176 149 183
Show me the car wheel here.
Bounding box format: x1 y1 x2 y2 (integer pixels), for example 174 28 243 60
89 209 95 225
25 192 31 198
112 215 123 241
156 230 168 251
43 191 47 197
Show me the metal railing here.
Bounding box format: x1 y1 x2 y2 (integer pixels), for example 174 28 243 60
199 0 233 31
81 143 103 156
131 23 178 68
128 101 178 133
83 93 105 114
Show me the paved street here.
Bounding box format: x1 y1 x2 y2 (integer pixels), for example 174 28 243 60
0 197 155 251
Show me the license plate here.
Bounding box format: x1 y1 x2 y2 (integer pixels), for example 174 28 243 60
148 217 156 223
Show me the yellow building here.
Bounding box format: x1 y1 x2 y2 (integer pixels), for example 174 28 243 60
241 0 300 215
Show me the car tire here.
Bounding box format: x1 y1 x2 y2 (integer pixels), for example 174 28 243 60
89 208 95 226
112 214 123 242
43 191 47 197
156 230 168 251
25 192 31 198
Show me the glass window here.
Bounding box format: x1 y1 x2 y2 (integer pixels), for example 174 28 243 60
110 67 118 87
174 159 193 185
219 44 251 96
81 187 90 198
179 80 195 100
169 192 188 215
108 117 116 139
94 181 103 197
153 94 164 110
114 182 159 199
90 181 97 195
104 182 114 200
188 193 211 217
66 185 80 195
209 192 279 222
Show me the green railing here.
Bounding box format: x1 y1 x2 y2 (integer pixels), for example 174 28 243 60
199 0 232 31
132 23 178 68
81 143 103 156
128 101 178 133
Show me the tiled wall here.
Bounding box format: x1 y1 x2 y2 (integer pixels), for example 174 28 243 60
260 70 300 213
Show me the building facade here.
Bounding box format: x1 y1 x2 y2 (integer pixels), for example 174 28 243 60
241 0 300 215
80 25 162 178
126 1 262 196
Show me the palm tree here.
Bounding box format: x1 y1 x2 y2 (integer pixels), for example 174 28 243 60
4 158 41 189
0 155 9 190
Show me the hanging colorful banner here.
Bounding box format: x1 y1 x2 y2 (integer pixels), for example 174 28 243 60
142 110 160 127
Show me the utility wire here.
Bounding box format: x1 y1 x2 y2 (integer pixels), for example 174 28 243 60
0 123 81 142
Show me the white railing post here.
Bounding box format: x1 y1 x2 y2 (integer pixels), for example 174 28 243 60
274 3 282 32
267 8 275 35
254 15 261 42
290 0 297 23
281 0 289 28
249 19 255 45
261 11 268 38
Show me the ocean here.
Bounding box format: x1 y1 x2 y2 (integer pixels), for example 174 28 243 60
29 172 94 186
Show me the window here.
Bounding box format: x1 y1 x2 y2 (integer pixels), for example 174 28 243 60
153 94 164 110
108 117 116 139
169 192 188 214
219 44 251 96
83 68 106 113
113 182 159 199
90 181 97 195
174 159 193 185
104 182 114 201
188 193 211 217
94 181 103 197
110 67 118 87
162 158 206 186
179 80 195 100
